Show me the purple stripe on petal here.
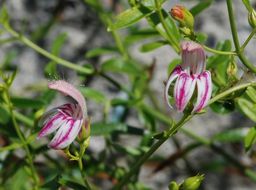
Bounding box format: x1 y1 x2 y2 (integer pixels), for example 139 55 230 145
164 66 182 109
193 71 212 113
37 113 64 138
174 73 196 112
49 119 83 149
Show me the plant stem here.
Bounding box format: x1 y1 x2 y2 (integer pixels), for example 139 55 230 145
154 0 180 53
113 114 192 190
78 158 92 190
4 90 39 189
208 81 256 105
226 0 256 73
202 45 236 55
240 27 256 50
3 26 93 74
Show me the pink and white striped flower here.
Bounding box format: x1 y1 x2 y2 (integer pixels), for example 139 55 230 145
38 80 89 149
165 41 212 113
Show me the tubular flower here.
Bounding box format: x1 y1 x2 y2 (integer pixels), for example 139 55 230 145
165 41 212 113
38 80 89 149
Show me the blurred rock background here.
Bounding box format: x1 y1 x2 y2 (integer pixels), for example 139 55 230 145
1 0 256 189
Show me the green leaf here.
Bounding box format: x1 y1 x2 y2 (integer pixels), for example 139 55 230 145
242 0 253 11
140 0 166 10
237 97 256 122
0 6 9 26
109 7 148 31
112 143 142 156
245 86 256 103
0 105 10 124
212 128 245 143
210 100 235 114
79 87 106 103
91 122 127 136
146 10 180 49
91 122 144 136
85 47 118 58
207 40 232 87
125 28 159 44
140 40 168 52
101 58 141 75
58 176 87 189
45 33 67 75
190 0 213 16
168 59 181 75
11 97 45 109
244 126 256 151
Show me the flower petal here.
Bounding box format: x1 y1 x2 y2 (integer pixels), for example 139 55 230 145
193 71 212 112
48 119 83 149
48 80 87 118
37 113 65 138
181 41 205 74
174 73 196 112
164 66 182 109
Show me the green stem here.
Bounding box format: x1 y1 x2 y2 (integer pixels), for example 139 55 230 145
4 26 93 74
240 27 256 50
226 0 256 73
154 0 180 53
105 17 129 59
208 82 256 105
5 91 39 189
113 114 192 190
13 111 34 127
78 158 92 190
202 45 236 55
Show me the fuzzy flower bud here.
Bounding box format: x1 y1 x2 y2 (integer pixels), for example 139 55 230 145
170 5 194 30
248 9 256 28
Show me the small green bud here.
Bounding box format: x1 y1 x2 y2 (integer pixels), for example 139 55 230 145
170 5 194 30
227 60 238 77
168 181 180 190
181 174 204 190
248 9 256 28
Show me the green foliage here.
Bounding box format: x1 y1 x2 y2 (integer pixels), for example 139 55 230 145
1 0 256 190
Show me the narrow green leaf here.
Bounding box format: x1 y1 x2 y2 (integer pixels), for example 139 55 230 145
79 87 106 103
242 0 253 11
0 105 10 124
85 47 118 58
125 28 158 44
210 100 235 114
168 59 181 75
244 126 256 151
237 98 256 122
245 86 256 103
91 122 127 136
212 128 245 143
101 58 140 75
190 0 213 16
11 97 45 109
140 40 167 52
109 7 146 30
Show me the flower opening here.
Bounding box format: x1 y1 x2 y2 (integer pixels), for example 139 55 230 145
37 80 89 149
165 41 212 113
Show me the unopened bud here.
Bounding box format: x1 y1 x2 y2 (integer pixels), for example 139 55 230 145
227 61 238 77
168 181 180 190
170 5 194 30
181 174 204 190
248 9 256 28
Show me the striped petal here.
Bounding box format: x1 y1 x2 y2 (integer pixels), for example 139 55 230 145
164 66 182 109
174 73 196 112
38 113 64 138
193 71 212 113
49 118 83 149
